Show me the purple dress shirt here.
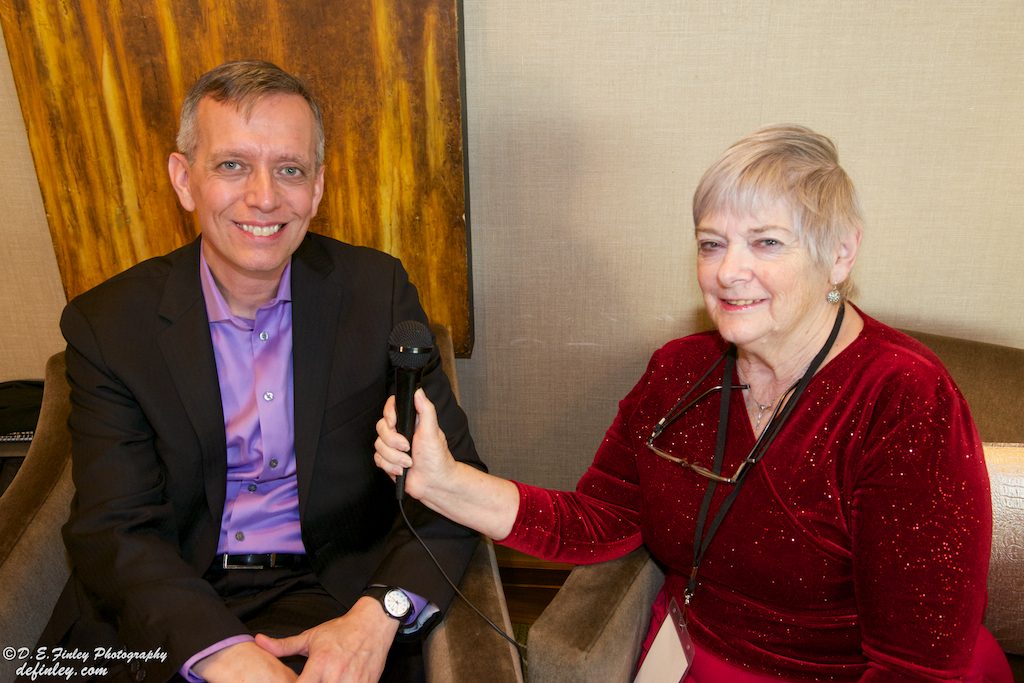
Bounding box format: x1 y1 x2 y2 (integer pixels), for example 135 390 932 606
205 258 302 555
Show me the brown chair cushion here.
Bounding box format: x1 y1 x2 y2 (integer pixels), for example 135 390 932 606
901 329 1024 444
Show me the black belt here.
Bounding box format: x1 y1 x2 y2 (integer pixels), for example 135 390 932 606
218 553 310 570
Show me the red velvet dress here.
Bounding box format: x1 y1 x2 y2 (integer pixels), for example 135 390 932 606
502 312 1002 681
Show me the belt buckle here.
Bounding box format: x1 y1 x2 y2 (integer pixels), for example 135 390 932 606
221 554 264 570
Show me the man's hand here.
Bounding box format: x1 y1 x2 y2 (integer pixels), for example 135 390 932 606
255 596 401 683
194 640 299 683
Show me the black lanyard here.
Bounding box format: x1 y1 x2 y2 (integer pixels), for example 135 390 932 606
683 305 845 615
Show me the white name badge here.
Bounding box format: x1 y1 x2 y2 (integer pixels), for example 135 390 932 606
634 598 694 683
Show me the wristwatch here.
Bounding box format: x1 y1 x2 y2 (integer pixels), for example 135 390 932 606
363 586 413 622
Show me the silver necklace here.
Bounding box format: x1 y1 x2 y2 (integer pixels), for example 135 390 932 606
753 397 777 432
751 382 798 432
753 401 774 428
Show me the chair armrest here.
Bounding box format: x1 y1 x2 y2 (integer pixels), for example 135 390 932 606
983 443 1024 657
425 537 524 683
0 352 75 679
527 546 665 683
0 352 71 566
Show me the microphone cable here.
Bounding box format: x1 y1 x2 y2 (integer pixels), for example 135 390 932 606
397 498 528 671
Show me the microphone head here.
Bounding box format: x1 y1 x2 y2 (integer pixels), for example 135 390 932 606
389 321 435 369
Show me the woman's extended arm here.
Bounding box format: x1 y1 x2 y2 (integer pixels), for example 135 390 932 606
375 389 521 540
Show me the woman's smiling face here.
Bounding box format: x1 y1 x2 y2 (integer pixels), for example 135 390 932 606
696 203 835 362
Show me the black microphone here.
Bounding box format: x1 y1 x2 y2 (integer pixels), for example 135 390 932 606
388 321 435 500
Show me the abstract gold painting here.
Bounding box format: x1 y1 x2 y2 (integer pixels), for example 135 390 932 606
0 0 473 353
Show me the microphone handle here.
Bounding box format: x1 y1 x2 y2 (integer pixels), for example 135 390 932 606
394 366 422 500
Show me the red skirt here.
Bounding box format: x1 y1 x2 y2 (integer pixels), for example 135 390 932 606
640 588 1013 683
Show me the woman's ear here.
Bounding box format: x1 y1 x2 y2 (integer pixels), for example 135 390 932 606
830 226 862 285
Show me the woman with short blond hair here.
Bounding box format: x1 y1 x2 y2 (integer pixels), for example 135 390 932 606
376 125 1010 682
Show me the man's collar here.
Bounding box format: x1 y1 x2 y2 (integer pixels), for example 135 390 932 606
199 244 293 323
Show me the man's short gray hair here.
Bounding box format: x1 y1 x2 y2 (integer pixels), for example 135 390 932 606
176 60 325 168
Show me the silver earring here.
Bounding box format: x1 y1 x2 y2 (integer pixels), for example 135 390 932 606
826 284 841 304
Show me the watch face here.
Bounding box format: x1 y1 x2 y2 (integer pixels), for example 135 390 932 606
384 589 411 618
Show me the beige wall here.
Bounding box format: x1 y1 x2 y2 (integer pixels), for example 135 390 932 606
0 25 65 382
454 0 1024 489
2 1 1022 488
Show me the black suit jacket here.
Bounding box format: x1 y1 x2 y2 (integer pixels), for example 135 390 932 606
46 234 482 681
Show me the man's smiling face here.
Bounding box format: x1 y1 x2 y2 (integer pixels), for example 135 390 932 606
169 93 324 290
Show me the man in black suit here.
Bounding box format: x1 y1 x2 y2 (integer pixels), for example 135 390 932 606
42 60 482 683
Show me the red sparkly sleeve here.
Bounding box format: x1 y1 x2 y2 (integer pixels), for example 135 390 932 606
849 368 991 681
498 350 660 564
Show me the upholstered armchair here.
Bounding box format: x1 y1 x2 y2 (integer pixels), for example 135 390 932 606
0 325 523 683
526 329 1024 683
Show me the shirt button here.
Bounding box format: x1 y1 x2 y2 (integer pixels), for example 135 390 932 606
259 331 269 341
248 484 257 492
270 459 279 468
235 531 244 541
264 391 274 401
